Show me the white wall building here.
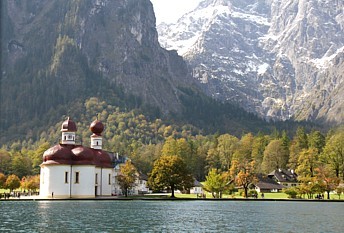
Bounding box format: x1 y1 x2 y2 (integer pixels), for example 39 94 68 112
40 118 113 198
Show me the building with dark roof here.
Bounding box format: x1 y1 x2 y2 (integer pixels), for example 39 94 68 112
254 174 286 193
40 118 113 198
268 169 298 188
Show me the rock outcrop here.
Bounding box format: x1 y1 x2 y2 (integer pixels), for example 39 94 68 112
158 0 344 123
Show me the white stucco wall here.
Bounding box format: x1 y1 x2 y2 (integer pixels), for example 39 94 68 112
40 165 72 198
71 165 95 198
100 168 112 196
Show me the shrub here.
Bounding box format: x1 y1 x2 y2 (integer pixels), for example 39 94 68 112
284 187 298 198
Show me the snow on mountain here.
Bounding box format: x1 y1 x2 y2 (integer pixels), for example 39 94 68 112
157 0 344 123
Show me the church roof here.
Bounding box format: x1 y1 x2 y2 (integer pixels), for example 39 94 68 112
42 144 113 168
61 117 77 132
42 117 112 168
90 120 104 136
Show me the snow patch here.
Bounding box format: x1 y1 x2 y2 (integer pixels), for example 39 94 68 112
258 63 270 75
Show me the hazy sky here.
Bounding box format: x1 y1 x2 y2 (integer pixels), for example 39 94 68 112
150 0 201 24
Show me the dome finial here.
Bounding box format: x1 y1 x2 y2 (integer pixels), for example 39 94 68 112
90 119 104 136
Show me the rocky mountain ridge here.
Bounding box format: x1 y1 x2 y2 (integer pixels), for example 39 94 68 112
1 0 195 131
1 0 272 144
157 0 344 123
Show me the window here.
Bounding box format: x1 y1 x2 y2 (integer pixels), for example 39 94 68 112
108 174 111 185
95 173 98 184
65 172 69 183
75 172 79 183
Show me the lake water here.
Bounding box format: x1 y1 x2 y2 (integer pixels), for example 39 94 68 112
0 200 343 232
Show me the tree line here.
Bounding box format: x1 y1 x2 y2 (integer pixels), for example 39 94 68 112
0 97 343 198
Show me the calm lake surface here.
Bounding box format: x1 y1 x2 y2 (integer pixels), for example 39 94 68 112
0 200 343 232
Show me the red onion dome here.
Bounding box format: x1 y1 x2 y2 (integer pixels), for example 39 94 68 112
42 144 73 165
61 117 77 132
94 150 113 168
90 120 104 136
71 146 96 165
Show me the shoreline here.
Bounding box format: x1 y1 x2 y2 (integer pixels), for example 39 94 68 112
1 196 343 202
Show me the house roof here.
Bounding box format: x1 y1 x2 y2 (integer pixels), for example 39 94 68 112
268 169 298 183
255 174 286 190
193 179 203 187
138 172 148 181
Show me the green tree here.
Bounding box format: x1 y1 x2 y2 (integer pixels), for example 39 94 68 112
130 143 162 175
217 134 239 171
308 130 325 154
296 127 309 150
251 133 270 173
236 133 254 161
117 161 138 197
296 148 319 178
11 154 32 178
322 130 344 179
0 149 12 174
203 168 229 198
206 147 221 170
193 135 213 181
262 139 289 173
288 127 308 169
30 142 50 175
336 185 344 199
5 174 21 191
148 155 193 198
161 137 177 157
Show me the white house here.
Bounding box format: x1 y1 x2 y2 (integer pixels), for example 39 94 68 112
111 155 150 196
190 180 203 195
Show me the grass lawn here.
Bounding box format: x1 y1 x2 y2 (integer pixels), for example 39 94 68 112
165 192 342 200
0 188 10 193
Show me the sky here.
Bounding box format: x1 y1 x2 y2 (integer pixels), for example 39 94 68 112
150 0 202 24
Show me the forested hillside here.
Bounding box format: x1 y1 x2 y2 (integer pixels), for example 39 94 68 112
1 107 343 197
1 0 276 146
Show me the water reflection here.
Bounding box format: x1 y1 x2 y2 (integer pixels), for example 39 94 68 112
0 201 343 232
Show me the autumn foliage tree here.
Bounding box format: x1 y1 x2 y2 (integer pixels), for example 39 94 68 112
203 168 230 198
230 160 257 198
21 175 40 192
117 160 138 197
5 174 20 192
0 173 6 188
148 155 193 198
314 166 340 199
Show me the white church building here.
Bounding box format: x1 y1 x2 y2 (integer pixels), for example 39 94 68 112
40 117 148 198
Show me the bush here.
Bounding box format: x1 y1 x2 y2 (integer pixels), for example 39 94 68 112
248 189 258 198
284 187 298 198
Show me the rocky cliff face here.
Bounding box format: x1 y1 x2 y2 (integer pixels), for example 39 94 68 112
1 0 195 130
158 0 344 123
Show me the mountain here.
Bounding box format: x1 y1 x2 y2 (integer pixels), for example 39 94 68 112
1 0 193 132
0 0 273 144
157 0 344 124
